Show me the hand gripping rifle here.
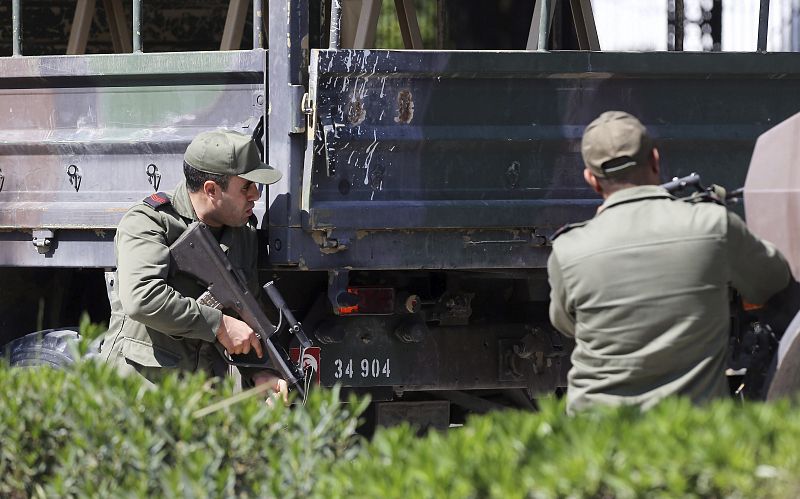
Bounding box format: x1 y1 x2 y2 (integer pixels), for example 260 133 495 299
170 221 312 398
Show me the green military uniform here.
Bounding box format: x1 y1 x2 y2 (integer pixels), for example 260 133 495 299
548 185 791 414
99 181 261 384
99 129 282 386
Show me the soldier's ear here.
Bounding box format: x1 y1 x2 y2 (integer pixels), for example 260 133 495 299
650 148 660 176
583 168 602 195
202 180 219 199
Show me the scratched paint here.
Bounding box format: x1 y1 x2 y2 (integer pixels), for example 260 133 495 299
362 130 379 187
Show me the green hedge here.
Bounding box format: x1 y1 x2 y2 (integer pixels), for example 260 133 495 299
0 361 366 498
327 398 800 498
2 358 800 498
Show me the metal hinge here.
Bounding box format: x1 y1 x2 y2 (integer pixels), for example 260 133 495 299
32 230 55 254
301 92 313 115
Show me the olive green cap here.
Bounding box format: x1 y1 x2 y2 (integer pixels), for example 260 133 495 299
581 111 654 178
184 130 282 185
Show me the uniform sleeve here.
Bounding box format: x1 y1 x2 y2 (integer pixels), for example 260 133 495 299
727 211 791 305
116 208 221 342
548 250 576 337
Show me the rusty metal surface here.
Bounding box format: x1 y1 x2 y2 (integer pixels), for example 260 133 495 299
0 50 267 237
745 111 800 279
293 49 800 270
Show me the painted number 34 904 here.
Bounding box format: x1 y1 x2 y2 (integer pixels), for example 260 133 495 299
333 358 391 379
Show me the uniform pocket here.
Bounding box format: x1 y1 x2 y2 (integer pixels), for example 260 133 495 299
120 337 180 368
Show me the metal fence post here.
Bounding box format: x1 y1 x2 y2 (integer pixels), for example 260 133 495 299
329 0 342 49
675 0 684 51
133 0 142 53
12 0 22 56
537 0 550 51
758 0 770 51
253 0 264 49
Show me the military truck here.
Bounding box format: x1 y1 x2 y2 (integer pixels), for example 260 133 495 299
2 0 800 425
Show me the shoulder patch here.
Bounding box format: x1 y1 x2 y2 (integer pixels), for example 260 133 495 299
143 192 171 210
550 221 589 242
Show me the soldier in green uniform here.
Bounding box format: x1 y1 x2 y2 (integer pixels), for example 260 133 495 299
99 130 288 403
548 111 792 414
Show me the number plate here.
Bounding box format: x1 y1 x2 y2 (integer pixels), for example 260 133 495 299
331 357 392 381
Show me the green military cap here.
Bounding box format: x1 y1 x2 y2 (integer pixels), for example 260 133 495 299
184 130 282 185
581 111 654 178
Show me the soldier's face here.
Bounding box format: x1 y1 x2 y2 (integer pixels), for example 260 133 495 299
212 176 261 227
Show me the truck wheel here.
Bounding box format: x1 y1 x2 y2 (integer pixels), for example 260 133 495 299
767 310 800 400
0 328 81 368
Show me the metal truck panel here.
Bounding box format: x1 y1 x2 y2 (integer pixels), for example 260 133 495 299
294 49 800 270
0 50 267 266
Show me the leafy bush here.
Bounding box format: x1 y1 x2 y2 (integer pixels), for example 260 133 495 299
0 361 367 498
3 357 800 498
323 397 800 499
77 312 107 342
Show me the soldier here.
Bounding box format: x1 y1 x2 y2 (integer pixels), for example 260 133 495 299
548 111 792 414
99 130 288 404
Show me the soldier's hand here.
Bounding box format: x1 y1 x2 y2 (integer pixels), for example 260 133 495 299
253 371 289 407
216 315 263 358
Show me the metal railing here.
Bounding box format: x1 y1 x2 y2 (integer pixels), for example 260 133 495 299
10 0 266 56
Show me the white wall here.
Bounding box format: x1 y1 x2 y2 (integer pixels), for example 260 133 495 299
590 0 800 51
722 0 800 51
591 0 668 50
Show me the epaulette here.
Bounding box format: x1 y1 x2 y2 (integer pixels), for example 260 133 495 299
550 221 589 242
143 192 171 210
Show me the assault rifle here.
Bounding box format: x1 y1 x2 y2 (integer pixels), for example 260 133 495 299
170 221 312 398
660 173 743 206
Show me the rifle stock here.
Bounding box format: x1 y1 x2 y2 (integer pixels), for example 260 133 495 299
170 221 311 398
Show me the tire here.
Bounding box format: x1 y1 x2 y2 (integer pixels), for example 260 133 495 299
0 328 81 368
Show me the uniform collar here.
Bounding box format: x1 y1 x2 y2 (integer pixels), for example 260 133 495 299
171 181 234 253
598 185 674 214
171 181 199 222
